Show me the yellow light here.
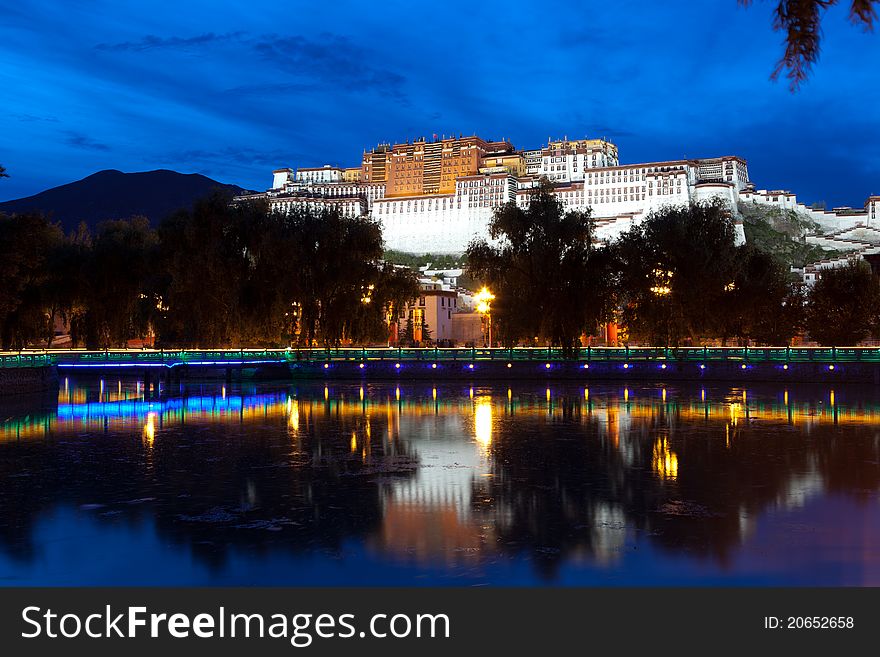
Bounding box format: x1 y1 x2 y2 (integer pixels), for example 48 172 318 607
432 387 437 400
624 388 629 402
662 388 667 402
474 398 493 449
469 387 474 399
546 388 551 402
830 390 835 407
350 433 357 452
143 412 157 447
507 388 512 400
652 437 678 480
288 398 299 432
784 390 789 405
324 386 329 400
474 287 495 315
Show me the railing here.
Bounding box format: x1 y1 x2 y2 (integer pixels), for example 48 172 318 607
4 346 880 368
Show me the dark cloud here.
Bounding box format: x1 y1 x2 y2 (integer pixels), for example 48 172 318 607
253 33 408 102
220 82 320 97
95 32 244 52
168 146 302 167
65 131 111 151
10 112 59 123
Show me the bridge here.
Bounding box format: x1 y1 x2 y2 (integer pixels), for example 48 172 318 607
3 346 880 370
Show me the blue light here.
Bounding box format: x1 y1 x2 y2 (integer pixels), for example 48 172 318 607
741 364 747 370
468 363 474 369
359 363 365 369
623 363 629 369
395 363 401 369
660 363 667 369
700 364 706 370
545 363 551 369
829 364 835 371
431 363 437 369
583 363 589 369
324 363 329 369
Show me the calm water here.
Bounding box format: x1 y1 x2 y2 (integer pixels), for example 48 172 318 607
1 376 879 586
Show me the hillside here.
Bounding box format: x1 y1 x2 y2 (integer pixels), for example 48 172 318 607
739 201 840 269
0 169 247 232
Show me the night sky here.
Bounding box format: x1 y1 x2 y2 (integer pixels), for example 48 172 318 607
1 0 878 206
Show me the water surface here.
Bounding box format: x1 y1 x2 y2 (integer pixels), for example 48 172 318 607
1 377 879 585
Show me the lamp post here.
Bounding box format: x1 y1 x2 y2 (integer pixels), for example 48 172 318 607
474 287 495 347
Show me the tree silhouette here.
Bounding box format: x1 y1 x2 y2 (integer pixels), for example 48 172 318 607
741 0 878 89
612 201 739 346
467 180 615 354
806 260 880 344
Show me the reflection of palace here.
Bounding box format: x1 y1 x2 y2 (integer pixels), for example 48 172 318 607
2 379 879 582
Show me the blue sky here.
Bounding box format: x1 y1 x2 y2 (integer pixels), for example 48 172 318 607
1 0 878 206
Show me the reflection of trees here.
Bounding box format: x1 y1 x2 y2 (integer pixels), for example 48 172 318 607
481 391 880 579
0 392 418 569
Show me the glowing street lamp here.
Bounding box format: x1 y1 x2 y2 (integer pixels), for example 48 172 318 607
474 287 495 347
650 268 673 296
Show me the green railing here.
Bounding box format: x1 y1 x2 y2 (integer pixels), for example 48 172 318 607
4 346 880 368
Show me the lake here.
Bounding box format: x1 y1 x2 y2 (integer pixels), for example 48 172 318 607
1 377 878 586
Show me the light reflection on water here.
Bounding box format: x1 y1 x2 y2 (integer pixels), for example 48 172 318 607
0 377 879 586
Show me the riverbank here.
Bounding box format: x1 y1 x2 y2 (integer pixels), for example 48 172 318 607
3 347 880 394
288 359 878 383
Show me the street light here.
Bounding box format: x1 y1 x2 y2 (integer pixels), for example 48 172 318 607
474 287 495 347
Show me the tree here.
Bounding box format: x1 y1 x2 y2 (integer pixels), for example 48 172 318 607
156 193 257 347
347 263 419 345
0 212 64 349
0 164 7 179
805 260 880 345
717 245 804 345
466 181 615 354
75 217 158 348
419 319 433 346
613 201 739 346
285 207 385 347
741 0 878 89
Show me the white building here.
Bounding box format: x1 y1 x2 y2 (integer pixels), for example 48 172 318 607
243 138 876 257
296 165 344 184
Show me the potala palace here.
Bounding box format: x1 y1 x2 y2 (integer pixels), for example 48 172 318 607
235 134 879 280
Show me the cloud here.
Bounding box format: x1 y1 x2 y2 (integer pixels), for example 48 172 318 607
168 146 301 167
65 131 111 151
95 32 244 52
252 33 408 102
9 112 59 123
220 82 320 97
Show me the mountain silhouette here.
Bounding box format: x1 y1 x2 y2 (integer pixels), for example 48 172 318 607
0 169 248 231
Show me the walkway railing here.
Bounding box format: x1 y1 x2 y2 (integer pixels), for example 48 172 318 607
3 346 880 368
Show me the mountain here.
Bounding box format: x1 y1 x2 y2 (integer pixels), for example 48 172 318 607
0 169 249 231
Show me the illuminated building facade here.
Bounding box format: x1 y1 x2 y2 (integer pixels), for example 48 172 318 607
240 134 876 255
